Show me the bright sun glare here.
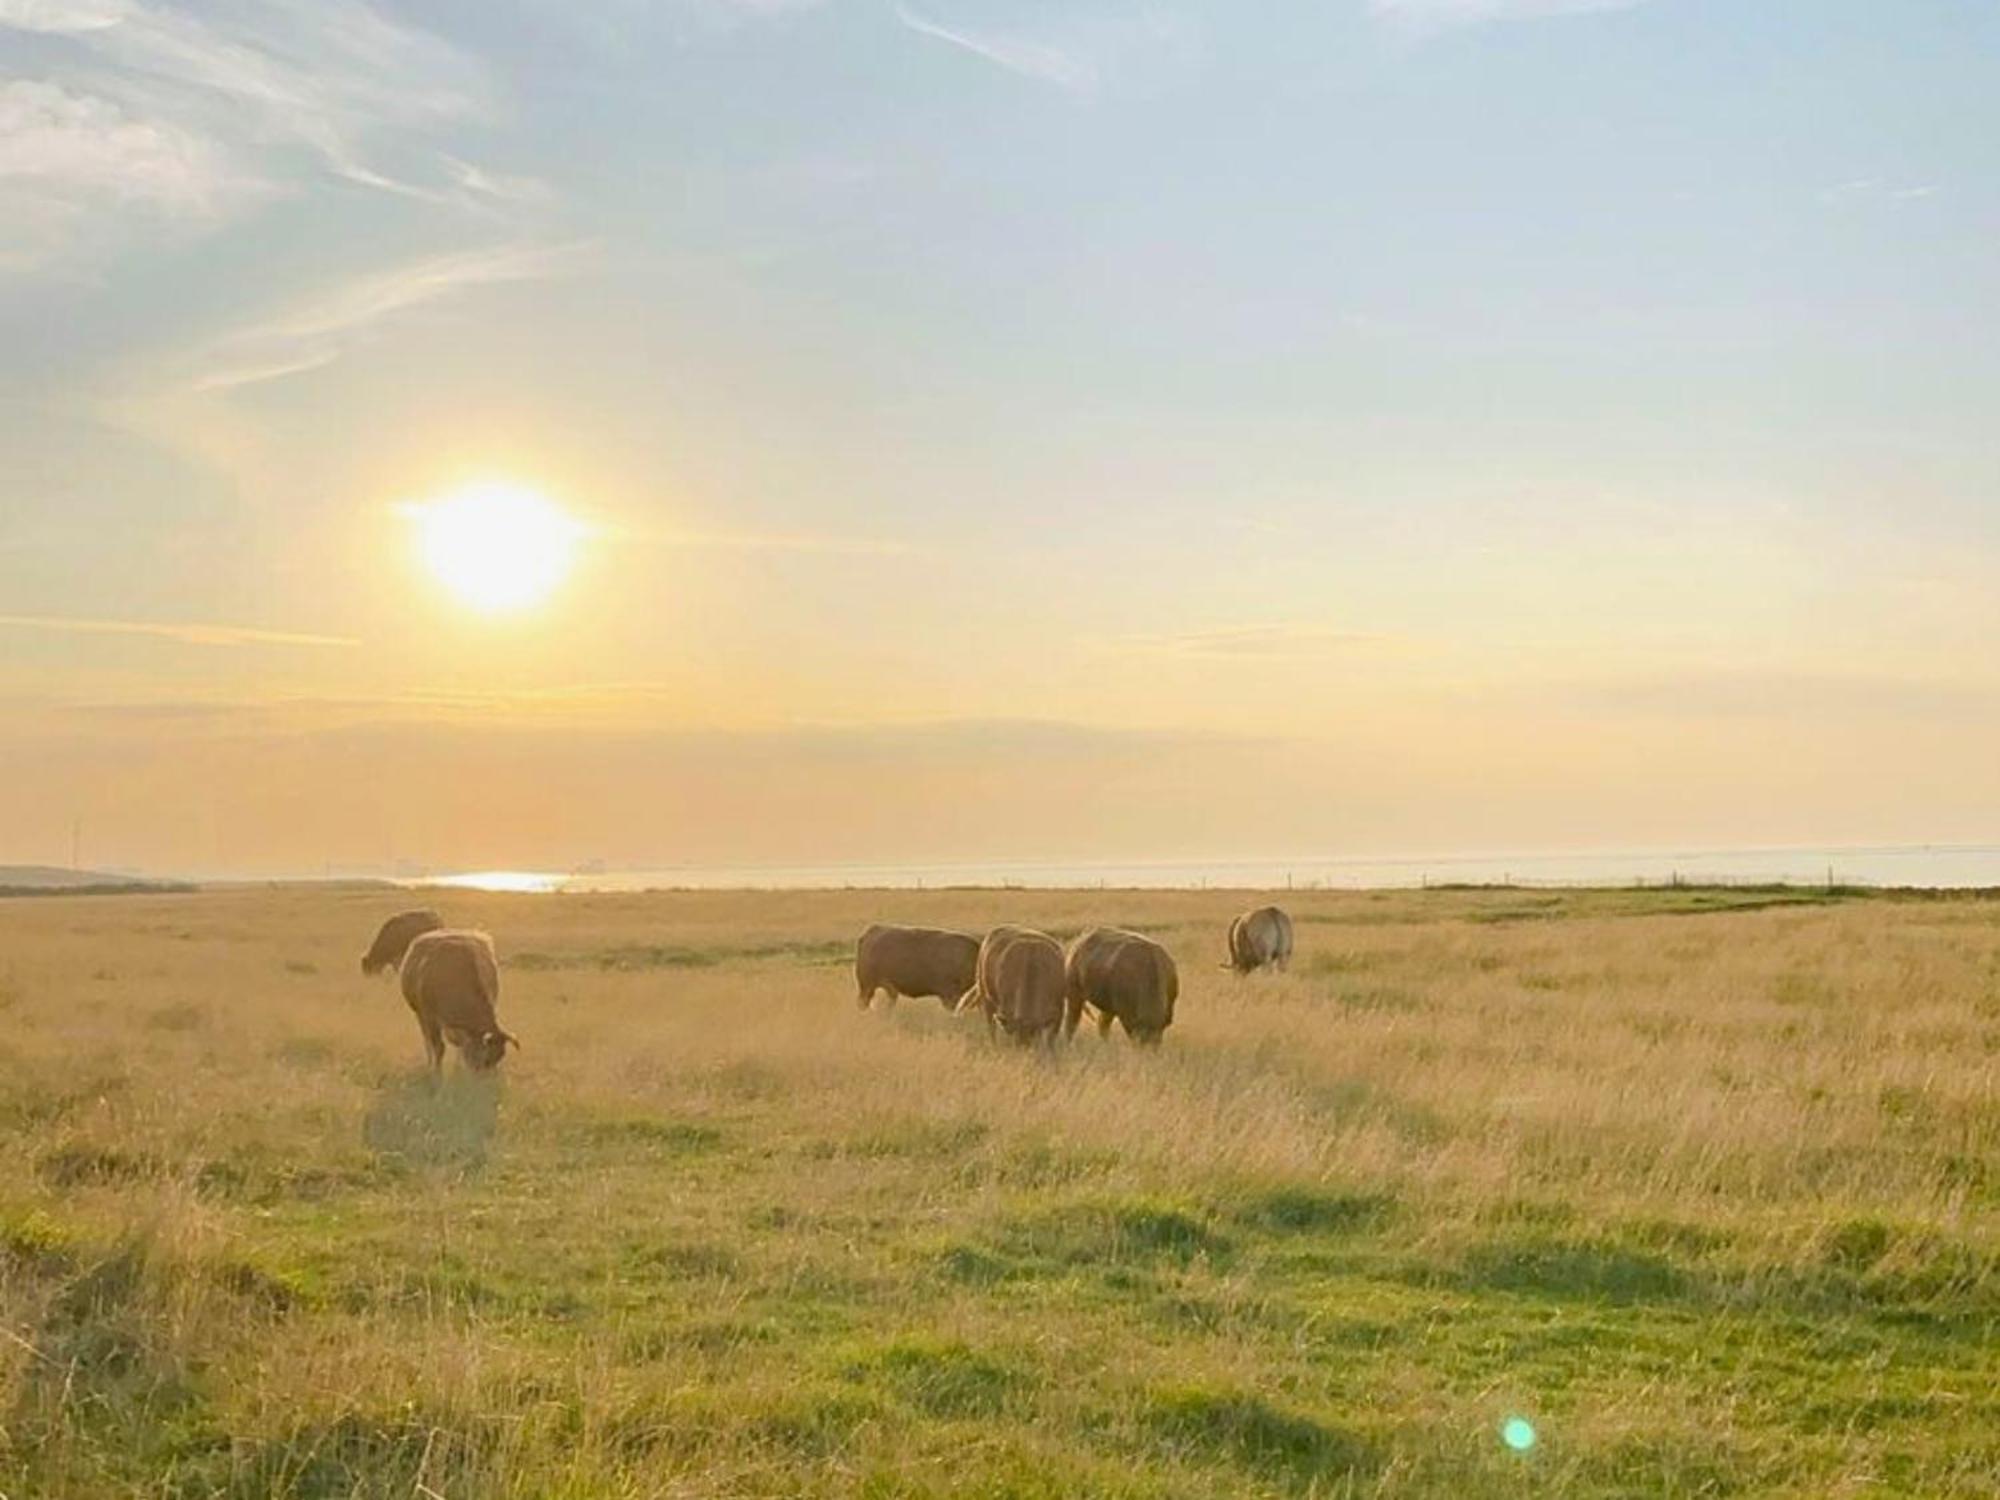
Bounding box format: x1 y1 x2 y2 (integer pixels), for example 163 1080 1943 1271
407 482 586 614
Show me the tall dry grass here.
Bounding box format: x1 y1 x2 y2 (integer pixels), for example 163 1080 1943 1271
1 884 1995 1496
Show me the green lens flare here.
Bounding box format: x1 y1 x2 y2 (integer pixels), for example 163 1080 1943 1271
1502 1417 1537 1452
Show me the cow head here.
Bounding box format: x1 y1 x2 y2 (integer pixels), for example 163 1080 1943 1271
360 936 409 976
362 911 443 978
465 1029 519 1071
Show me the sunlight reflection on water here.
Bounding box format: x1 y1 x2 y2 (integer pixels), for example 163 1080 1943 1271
422 870 564 893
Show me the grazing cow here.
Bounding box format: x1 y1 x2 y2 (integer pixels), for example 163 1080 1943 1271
400 929 517 1074
1226 905 1294 974
361 908 444 976
854 923 981 1012
1065 927 1179 1046
956 926 1066 1047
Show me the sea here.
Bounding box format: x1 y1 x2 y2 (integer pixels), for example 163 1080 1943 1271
403 844 2000 895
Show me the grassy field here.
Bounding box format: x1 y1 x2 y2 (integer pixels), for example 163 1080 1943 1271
0 884 1995 1498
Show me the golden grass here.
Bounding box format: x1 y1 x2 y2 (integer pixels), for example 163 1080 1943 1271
1 884 1995 1496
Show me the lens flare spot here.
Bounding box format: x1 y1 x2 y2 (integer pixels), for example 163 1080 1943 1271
1502 1417 1537 1452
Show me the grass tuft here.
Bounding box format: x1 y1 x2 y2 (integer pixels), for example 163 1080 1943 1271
840 1336 1028 1418
1142 1384 1380 1484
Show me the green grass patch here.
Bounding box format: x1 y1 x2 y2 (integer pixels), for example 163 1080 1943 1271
1141 1383 1381 1486
1449 1233 1690 1304
839 1336 1029 1418
1232 1185 1396 1236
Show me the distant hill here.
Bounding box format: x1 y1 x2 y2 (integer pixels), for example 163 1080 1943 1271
0 866 195 897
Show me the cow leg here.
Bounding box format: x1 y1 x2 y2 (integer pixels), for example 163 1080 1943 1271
418 1016 445 1078
856 981 874 1011
1096 1009 1114 1039
1063 991 1087 1040
881 985 899 1012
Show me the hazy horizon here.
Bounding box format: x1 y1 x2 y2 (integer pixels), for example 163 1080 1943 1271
24 840 2000 897
5 0 1997 873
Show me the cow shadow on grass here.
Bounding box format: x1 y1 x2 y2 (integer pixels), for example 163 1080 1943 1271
362 1071 500 1176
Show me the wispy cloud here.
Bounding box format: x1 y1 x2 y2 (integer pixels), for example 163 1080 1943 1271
32 681 699 730
1552 670 2000 723
1105 623 1389 660
0 1 127 35
0 73 251 265
650 528 915 558
187 240 595 391
1818 177 1942 208
1371 0 1653 37
896 4 1098 91
438 155 552 208
0 0 519 266
18 696 1271 761
894 4 1199 95
0 77 239 207
0 612 360 647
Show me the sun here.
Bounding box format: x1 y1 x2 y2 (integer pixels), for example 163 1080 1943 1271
405 482 587 614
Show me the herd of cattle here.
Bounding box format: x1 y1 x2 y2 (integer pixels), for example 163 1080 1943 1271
360 904 1297 1073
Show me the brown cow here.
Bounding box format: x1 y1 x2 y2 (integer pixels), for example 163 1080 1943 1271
361 908 444 976
855 923 981 1012
400 929 517 1074
956 925 1066 1047
1226 905 1294 974
1065 927 1178 1046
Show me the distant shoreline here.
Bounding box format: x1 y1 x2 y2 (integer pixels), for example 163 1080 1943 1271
11 879 2000 902
0 881 199 899
12 843 2000 897
352 843 2000 895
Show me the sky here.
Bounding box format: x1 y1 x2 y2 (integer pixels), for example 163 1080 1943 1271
1 0 1996 876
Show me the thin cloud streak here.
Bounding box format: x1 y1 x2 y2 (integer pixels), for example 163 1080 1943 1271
1105 623 1392 660
895 5 1097 92
1552 670 2000 723
189 240 596 390
1371 0 1653 36
0 613 360 647
24 682 699 731
14 697 1274 757
1819 177 1943 207
650 528 916 558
